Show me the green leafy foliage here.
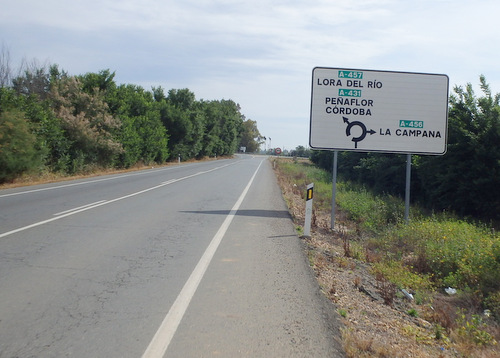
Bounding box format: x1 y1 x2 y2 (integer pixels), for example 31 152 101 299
337 183 404 233
50 76 123 171
0 107 44 181
485 291 500 321
239 118 261 153
0 60 259 181
455 310 497 346
371 260 435 293
378 219 500 296
417 76 500 221
159 89 202 159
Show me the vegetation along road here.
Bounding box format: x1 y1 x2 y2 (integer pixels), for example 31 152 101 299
0 155 344 357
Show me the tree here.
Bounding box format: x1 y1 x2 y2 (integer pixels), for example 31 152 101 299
12 59 51 100
198 99 241 157
417 76 500 220
0 44 12 88
160 89 202 160
290 145 311 158
215 99 243 155
50 76 122 171
0 107 43 182
132 111 169 164
239 118 261 152
0 59 260 178
79 69 116 95
167 88 195 111
152 86 166 102
111 83 170 165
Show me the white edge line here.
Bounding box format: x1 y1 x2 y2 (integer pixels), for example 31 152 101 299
141 159 264 358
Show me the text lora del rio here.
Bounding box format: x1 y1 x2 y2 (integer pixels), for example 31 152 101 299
317 79 383 89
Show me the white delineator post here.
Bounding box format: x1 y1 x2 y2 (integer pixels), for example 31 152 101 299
304 183 314 237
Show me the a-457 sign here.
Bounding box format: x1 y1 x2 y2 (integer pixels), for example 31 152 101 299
309 67 449 155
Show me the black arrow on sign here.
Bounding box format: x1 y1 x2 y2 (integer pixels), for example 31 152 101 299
342 116 375 149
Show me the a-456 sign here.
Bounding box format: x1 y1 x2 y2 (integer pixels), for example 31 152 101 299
309 67 449 155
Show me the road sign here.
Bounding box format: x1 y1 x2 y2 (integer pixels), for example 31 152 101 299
275 147 282 155
309 67 449 155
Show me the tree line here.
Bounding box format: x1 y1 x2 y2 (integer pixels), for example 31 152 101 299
0 58 262 182
311 76 500 223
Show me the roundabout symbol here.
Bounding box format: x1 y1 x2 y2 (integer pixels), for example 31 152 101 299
342 116 376 149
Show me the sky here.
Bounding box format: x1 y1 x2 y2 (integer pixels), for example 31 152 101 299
1 0 499 152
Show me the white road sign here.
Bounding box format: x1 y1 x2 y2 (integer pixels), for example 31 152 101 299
309 67 449 154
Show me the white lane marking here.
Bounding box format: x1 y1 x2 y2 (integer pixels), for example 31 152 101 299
0 160 233 198
0 184 168 239
141 159 264 358
0 162 237 239
53 200 107 216
0 169 174 198
161 180 177 185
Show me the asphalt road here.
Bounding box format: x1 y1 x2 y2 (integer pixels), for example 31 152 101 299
0 155 344 357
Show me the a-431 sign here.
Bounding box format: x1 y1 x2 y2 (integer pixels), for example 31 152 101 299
309 67 449 155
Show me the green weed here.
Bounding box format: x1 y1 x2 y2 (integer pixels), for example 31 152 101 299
336 182 406 233
371 260 435 293
455 310 497 346
407 308 419 317
378 218 500 297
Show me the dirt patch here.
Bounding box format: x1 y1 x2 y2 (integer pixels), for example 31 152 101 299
274 160 499 358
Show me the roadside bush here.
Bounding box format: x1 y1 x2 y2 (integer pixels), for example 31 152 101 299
0 109 44 182
485 291 500 321
453 310 497 346
336 182 405 233
337 187 387 232
371 260 435 294
378 218 500 297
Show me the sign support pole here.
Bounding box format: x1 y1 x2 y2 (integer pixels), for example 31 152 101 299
404 154 412 224
331 150 338 230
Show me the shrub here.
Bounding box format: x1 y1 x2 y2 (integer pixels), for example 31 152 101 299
377 218 500 297
371 260 435 293
454 310 497 346
0 109 44 182
485 291 500 321
336 182 406 233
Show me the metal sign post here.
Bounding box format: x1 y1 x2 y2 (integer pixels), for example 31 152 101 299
331 151 338 230
405 154 412 223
